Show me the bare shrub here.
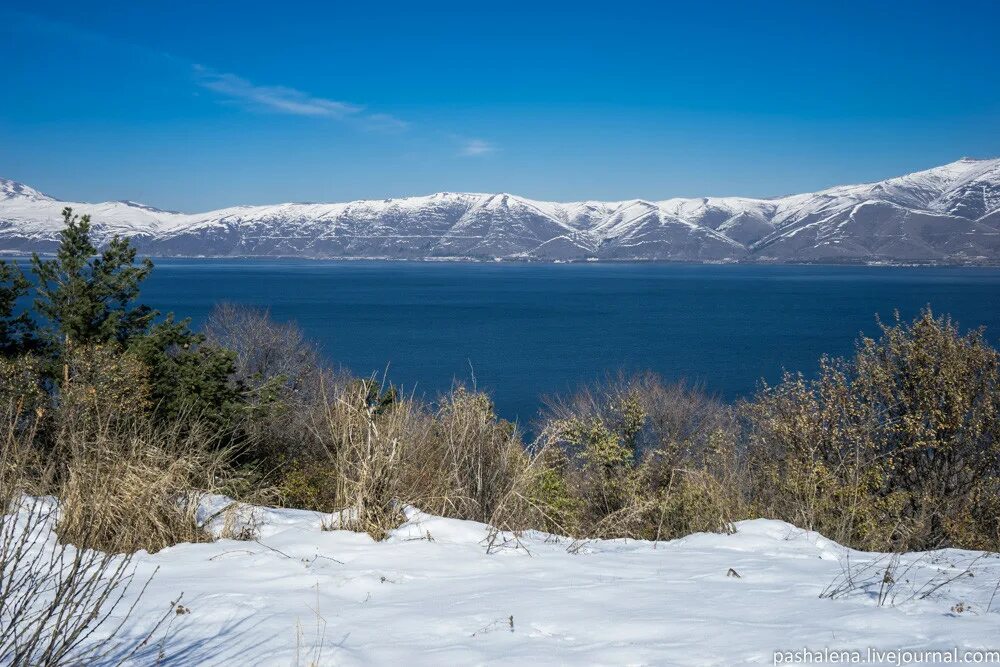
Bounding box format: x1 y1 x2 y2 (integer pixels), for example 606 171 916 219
743 308 1000 552
203 303 323 403
202 303 347 465
0 414 168 666
537 373 745 541
54 416 229 554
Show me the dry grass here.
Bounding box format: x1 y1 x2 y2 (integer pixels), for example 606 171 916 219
0 343 231 554
0 411 175 665
295 380 534 540
53 414 230 554
312 379 418 538
403 386 527 523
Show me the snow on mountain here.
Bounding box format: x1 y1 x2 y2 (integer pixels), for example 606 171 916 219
0 179 51 201
1 158 999 263
749 159 1000 262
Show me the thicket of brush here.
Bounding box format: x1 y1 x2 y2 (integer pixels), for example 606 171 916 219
1 207 999 561
0 355 196 664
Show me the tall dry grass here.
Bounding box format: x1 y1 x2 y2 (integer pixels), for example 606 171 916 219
53 415 230 554
0 344 234 556
280 379 536 540
311 379 420 538
404 386 527 524
0 408 175 665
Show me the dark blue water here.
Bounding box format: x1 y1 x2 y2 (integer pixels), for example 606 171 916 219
139 260 1000 424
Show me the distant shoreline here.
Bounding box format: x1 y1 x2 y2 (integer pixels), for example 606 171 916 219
4 253 1000 268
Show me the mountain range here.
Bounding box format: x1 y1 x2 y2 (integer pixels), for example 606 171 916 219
2 157 999 263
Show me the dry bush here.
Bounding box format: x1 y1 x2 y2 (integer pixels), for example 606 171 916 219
744 368 849 534
284 379 534 540
0 355 46 429
402 386 528 524
544 372 736 460
54 416 229 554
0 412 169 666
311 379 419 539
203 304 322 398
482 425 586 540
740 365 891 548
203 304 349 465
33 345 231 554
0 345 217 662
275 461 342 515
855 309 1000 549
743 308 1000 552
59 345 152 423
537 373 745 541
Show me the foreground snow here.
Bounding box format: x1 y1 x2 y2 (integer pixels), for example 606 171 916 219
20 498 1000 665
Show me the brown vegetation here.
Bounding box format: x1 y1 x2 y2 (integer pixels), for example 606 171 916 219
2 307 998 558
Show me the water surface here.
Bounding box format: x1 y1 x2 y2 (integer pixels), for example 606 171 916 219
140 260 1000 424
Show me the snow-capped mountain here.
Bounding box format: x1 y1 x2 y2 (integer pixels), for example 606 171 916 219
2 158 999 263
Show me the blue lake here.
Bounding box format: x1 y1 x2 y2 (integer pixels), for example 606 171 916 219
139 260 1000 425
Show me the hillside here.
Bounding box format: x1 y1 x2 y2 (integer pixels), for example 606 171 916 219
2 158 999 263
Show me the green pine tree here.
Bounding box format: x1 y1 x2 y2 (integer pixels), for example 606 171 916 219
0 260 35 356
30 207 154 351
130 315 240 427
29 206 241 427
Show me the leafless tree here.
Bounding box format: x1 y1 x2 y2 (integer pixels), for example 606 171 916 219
203 303 324 404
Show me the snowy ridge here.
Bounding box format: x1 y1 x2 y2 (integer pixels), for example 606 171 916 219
1 157 999 263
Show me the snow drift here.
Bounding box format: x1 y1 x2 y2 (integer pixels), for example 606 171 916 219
6 495 999 665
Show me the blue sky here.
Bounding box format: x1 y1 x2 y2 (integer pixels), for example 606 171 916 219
2 0 999 211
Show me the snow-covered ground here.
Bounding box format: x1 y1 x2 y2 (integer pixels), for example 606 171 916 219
12 497 1000 666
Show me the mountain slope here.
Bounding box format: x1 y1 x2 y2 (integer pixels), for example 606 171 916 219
2 157 998 263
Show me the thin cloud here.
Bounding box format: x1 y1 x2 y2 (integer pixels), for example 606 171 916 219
192 65 409 131
193 65 361 117
5 10 449 142
460 139 497 157
364 113 410 132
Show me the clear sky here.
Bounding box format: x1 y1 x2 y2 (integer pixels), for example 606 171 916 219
2 0 999 212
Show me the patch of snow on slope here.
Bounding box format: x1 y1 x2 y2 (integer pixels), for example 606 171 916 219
0 178 52 201
3 158 1000 261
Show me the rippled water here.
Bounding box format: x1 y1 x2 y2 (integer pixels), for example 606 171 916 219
140 260 1000 424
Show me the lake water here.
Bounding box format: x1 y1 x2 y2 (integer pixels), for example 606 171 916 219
140 260 1000 425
